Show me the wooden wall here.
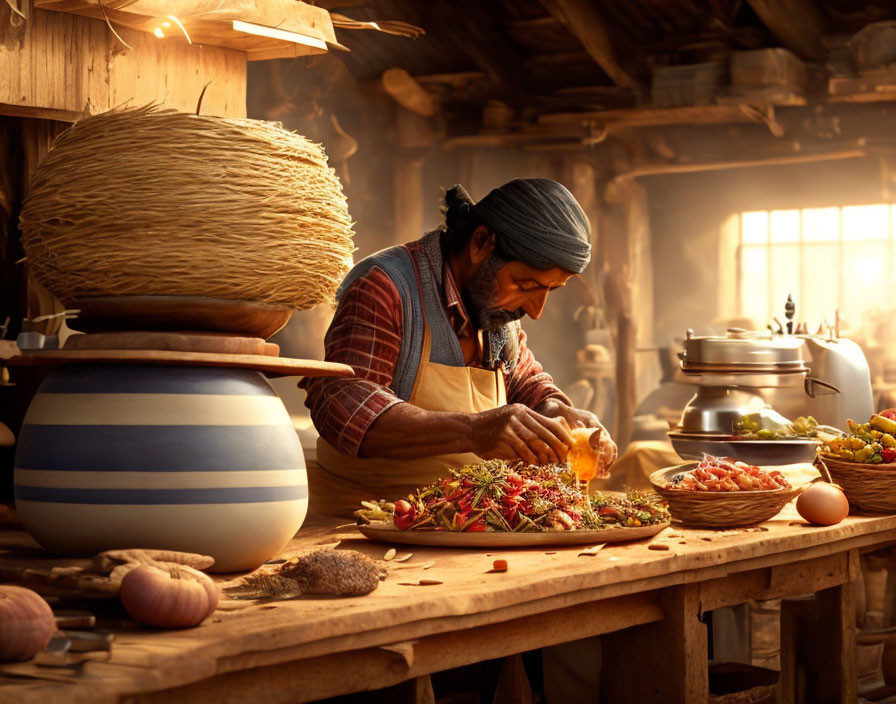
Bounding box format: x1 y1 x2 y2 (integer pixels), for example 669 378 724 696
1 2 246 120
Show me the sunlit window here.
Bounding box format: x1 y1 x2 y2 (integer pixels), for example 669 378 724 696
737 204 896 330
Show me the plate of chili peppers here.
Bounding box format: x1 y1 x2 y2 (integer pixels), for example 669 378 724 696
355 460 670 547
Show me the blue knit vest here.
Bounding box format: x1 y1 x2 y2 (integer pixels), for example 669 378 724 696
336 231 466 401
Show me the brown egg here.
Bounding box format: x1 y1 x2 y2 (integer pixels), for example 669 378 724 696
796 483 850 526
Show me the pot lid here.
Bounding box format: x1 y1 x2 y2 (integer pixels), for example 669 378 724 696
680 328 809 373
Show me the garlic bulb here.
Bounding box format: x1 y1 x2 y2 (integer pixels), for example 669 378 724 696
0 586 56 661
120 565 219 629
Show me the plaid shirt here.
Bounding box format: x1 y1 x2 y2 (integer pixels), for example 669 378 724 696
301 257 569 457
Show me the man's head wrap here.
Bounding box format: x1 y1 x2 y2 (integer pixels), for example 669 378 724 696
461 178 592 274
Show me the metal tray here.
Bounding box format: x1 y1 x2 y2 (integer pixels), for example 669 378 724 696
668 432 820 466
357 521 669 548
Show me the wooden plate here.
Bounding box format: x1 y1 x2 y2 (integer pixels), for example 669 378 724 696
66 296 293 339
357 521 669 548
64 331 279 357
6 350 353 378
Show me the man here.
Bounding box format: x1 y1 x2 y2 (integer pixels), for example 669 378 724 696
302 179 617 516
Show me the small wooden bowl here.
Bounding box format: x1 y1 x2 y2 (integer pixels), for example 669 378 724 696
649 463 799 528
816 456 896 513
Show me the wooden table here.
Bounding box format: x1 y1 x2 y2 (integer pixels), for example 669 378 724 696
1 505 895 704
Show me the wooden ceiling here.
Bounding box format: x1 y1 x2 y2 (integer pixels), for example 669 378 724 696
281 0 896 158
312 0 896 104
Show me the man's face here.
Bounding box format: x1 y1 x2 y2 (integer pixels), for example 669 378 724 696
463 254 574 332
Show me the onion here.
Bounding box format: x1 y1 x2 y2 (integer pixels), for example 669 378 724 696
120 565 219 629
797 482 850 526
0 585 56 661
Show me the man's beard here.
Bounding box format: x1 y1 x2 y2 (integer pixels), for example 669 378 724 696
462 254 525 332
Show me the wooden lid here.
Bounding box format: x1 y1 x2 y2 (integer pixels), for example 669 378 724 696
7 349 353 378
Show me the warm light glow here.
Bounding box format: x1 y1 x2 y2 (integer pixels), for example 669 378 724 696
153 27 164 38
735 203 896 331
231 19 328 50
167 15 192 44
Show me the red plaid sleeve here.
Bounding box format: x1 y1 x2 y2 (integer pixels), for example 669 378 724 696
505 328 571 409
300 267 405 456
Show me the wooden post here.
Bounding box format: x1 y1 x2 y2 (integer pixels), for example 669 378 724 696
393 153 425 244
392 107 437 245
779 581 858 704
601 584 709 703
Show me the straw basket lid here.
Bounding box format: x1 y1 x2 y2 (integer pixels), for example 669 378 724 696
19 105 356 312
650 463 800 528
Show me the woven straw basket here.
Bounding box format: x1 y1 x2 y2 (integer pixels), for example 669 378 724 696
816 456 896 513
650 464 799 528
19 106 355 312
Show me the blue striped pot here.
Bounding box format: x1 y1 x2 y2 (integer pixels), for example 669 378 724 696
14 365 308 572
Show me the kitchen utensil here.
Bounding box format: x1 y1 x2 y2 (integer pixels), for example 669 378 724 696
667 432 821 466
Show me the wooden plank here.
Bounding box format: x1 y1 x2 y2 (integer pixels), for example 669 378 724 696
698 552 851 611
2 515 896 701
123 591 662 703
601 585 708 704
1 1 246 120
538 0 644 92
539 104 762 127
33 0 337 59
745 0 827 61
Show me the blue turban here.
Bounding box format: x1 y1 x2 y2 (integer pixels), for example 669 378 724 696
473 178 592 274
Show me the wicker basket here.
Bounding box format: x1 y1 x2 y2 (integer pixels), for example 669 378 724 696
19 105 355 312
649 464 799 528
816 456 896 513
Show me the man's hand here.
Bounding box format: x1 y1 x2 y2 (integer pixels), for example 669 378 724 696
471 404 572 466
536 399 618 474
535 398 599 428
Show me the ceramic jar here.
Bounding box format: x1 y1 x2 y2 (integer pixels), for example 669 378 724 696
13 365 307 572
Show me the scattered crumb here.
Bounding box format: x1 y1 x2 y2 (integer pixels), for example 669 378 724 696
789 521 804 526
578 545 605 556
609 556 619 561
421 561 435 570
679 541 687 545
392 553 413 563
648 544 670 551
399 579 443 586
383 548 396 561
490 559 508 572
545 551 557 555
701 537 713 542
667 533 683 538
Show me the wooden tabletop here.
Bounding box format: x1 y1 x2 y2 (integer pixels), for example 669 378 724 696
2 505 896 703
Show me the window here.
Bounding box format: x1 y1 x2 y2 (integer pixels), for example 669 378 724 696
735 205 896 330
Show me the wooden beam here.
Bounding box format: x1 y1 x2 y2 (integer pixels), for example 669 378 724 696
381 69 439 118
746 0 827 62
422 1 528 101
539 104 761 128
3 2 246 120
539 0 645 93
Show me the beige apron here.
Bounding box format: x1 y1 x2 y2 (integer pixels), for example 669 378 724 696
310 323 507 517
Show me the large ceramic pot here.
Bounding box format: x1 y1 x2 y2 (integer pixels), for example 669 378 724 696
13 365 308 572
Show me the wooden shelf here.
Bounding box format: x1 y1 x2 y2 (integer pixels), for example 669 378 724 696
34 0 340 60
